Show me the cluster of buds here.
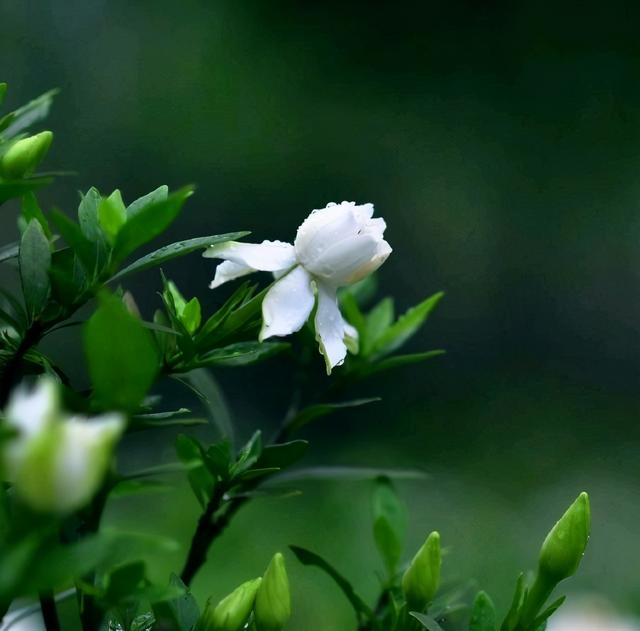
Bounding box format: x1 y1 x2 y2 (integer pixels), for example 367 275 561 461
198 552 291 631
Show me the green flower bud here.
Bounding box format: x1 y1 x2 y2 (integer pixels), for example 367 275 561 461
0 131 53 178
538 492 591 583
254 552 292 631
402 531 441 611
198 578 262 631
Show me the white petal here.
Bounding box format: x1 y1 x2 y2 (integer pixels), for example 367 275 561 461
52 414 124 512
259 266 315 341
209 260 255 289
203 240 296 272
5 378 58 436
314 283 347 373
304 233 383 286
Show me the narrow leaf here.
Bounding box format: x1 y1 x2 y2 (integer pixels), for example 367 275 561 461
19 219 51 319
286 398 380 433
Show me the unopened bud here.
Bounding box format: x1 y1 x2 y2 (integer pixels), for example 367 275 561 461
254 552 291 631
198 578 262 631
538 492 590 583
402 531 441 611
1 131 53 178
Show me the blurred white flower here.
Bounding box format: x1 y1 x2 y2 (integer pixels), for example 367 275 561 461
204 201 391 372
547 603 640 631
1 378 124 513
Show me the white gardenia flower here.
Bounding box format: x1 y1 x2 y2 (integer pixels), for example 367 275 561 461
204 201 392 372
1 378 124 513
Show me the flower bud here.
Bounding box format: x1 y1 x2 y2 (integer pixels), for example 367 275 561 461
198 578 262 631
254 552 291 631
1 378 124 513
538 492 591 583
402 531 441 611
0 131 53 178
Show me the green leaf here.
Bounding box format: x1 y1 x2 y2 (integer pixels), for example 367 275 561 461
112 185 194 263
530 596 566 631
272 467 428 483
21 193 51 237
372 476 406 577
0 178 53 205
176 434 214 507
500 573 526 631
0 241 19 264
204 440 232 478
175 369 234 444
98 189 127 243
19 219 51 319
255 440 309 470
83 293 160 411
49 208 98 274
1 89 58 138
285 398 380 433
77 187 104 242
373 292 444 357
231 430 263 475
194 341 288 368
181 297 201 335
362 297 394 356
126 185 168 218
289 546 375 626
103 561 147 605
410 612 445 631
152 574 200 631
0 83 7 106
359 350 445 377
470 591 497 631
49 248 87 307
109 232 249 282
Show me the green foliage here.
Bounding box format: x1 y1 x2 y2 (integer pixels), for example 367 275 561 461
84 293 160 411
19 219 51 320
372 477 406 578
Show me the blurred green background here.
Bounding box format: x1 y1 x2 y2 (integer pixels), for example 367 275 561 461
3 1 640 627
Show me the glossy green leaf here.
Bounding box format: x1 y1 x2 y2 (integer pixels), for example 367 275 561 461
194 341 288 368
77 187 104 242
98 189 127 242
255 440 309 470
410 612 445 631
232 430 263 475
109 232 248 281
112 185 194 263
372 476 406 576
21 193 51 237
373 292 444 357
0 89 58 138
205 440 232 478
126 184 168 218
285 398 380 433
19 219 51 319
470 591 497 631
84 293 160 411
49 208 98 274
531 596 566 630
362 297 394 356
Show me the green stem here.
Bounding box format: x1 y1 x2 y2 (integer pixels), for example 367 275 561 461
517 572 554 631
